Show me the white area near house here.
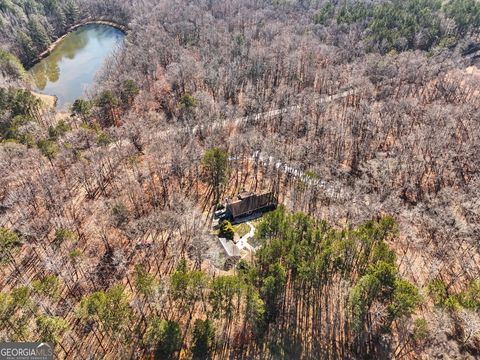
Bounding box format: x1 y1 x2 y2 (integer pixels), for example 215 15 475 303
236 222 256 253
217 220 257 267
218 237 240 258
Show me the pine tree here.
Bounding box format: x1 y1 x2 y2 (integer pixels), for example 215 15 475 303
202 148 229 205
143 318 182 360
16 32 36 64
64 1 80 26
191 319 215 360
28 18 51 52
0 227 22 264
36 316 69 346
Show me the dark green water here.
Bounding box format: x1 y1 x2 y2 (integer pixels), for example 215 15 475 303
30 24 124 109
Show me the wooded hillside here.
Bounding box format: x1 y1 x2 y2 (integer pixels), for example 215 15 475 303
0 0 479 359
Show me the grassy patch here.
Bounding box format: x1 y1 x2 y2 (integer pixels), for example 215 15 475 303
250 218 263 228
234 223 250 238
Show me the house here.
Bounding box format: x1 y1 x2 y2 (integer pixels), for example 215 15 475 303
219 237 241 270
225 190 277 222
219 237 240 258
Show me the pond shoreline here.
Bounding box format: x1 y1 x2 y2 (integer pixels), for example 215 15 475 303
31 91 57 109
28 19 128 70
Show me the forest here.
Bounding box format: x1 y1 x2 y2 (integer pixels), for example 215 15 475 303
1 0 480 359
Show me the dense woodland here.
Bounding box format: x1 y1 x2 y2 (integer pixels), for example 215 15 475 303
1 0 480 359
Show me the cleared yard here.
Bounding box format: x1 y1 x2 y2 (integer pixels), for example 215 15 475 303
234 223 250 238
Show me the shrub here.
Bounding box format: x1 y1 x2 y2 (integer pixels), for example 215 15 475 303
219 220 235 240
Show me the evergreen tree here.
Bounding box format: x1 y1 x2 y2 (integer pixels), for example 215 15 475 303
170 261 208 312
245 286 266 335
0 50 27 80
209 276 243 320
77 285 132 339
32 275 62 300
0 292 14 324
28 18 51 52
202 148 229 205
143 317 182 360
191 319 215 359
97 90 120 126
121 79 140 106
444 0 480 35
0 227 22 264
36 315 69 346
64 0 80 26
134 265 157 299
16 32 36 64
71 99 92 121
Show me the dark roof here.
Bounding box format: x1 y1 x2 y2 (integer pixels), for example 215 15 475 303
226 191 276 219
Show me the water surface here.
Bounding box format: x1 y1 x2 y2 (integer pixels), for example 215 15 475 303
30 24 124 109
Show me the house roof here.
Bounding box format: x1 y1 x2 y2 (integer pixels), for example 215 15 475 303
226 191 276 219
219 238 240 257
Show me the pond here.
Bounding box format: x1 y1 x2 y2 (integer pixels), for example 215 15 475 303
29 24 125 110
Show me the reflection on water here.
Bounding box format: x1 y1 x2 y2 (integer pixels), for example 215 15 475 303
30 24 124 109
